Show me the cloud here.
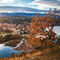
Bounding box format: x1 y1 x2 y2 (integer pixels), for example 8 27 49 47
0 0 16 3
31 0 60 1
57 0 60 1
0 6 48 13
28 0 60 10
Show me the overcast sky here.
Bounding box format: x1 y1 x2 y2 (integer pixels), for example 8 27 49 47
0 0 60 13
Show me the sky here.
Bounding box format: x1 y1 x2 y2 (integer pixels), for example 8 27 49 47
0 0 60 13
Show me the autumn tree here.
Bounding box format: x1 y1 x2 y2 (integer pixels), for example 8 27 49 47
25 9 58 52
53 8 60 25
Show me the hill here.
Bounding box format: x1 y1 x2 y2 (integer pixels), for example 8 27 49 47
0 15 32 24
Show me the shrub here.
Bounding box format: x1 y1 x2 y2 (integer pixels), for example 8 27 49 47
35 46 45 51
11 53 15 58
19 52 26 57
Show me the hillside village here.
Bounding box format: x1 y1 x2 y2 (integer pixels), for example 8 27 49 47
0 22 30 37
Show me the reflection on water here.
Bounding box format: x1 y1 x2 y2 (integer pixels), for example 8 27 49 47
0 44 5 50
0 44 21 58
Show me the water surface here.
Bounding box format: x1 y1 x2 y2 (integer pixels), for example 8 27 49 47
0 44 21 58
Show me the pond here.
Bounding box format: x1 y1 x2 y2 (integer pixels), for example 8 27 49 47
0 26 60 58
0 44 21 58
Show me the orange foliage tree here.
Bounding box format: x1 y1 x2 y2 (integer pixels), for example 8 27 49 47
25 9 58 52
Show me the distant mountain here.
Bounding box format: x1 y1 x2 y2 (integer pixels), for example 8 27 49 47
0 6 59 17
0 13 45 17
0 6 47 17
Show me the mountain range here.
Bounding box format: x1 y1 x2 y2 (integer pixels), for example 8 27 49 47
0 13 45 17
0 6 60 17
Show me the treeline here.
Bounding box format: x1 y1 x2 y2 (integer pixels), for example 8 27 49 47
0 17 31 24
0 15 60 25
13 19 31 24
0 17 9 23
